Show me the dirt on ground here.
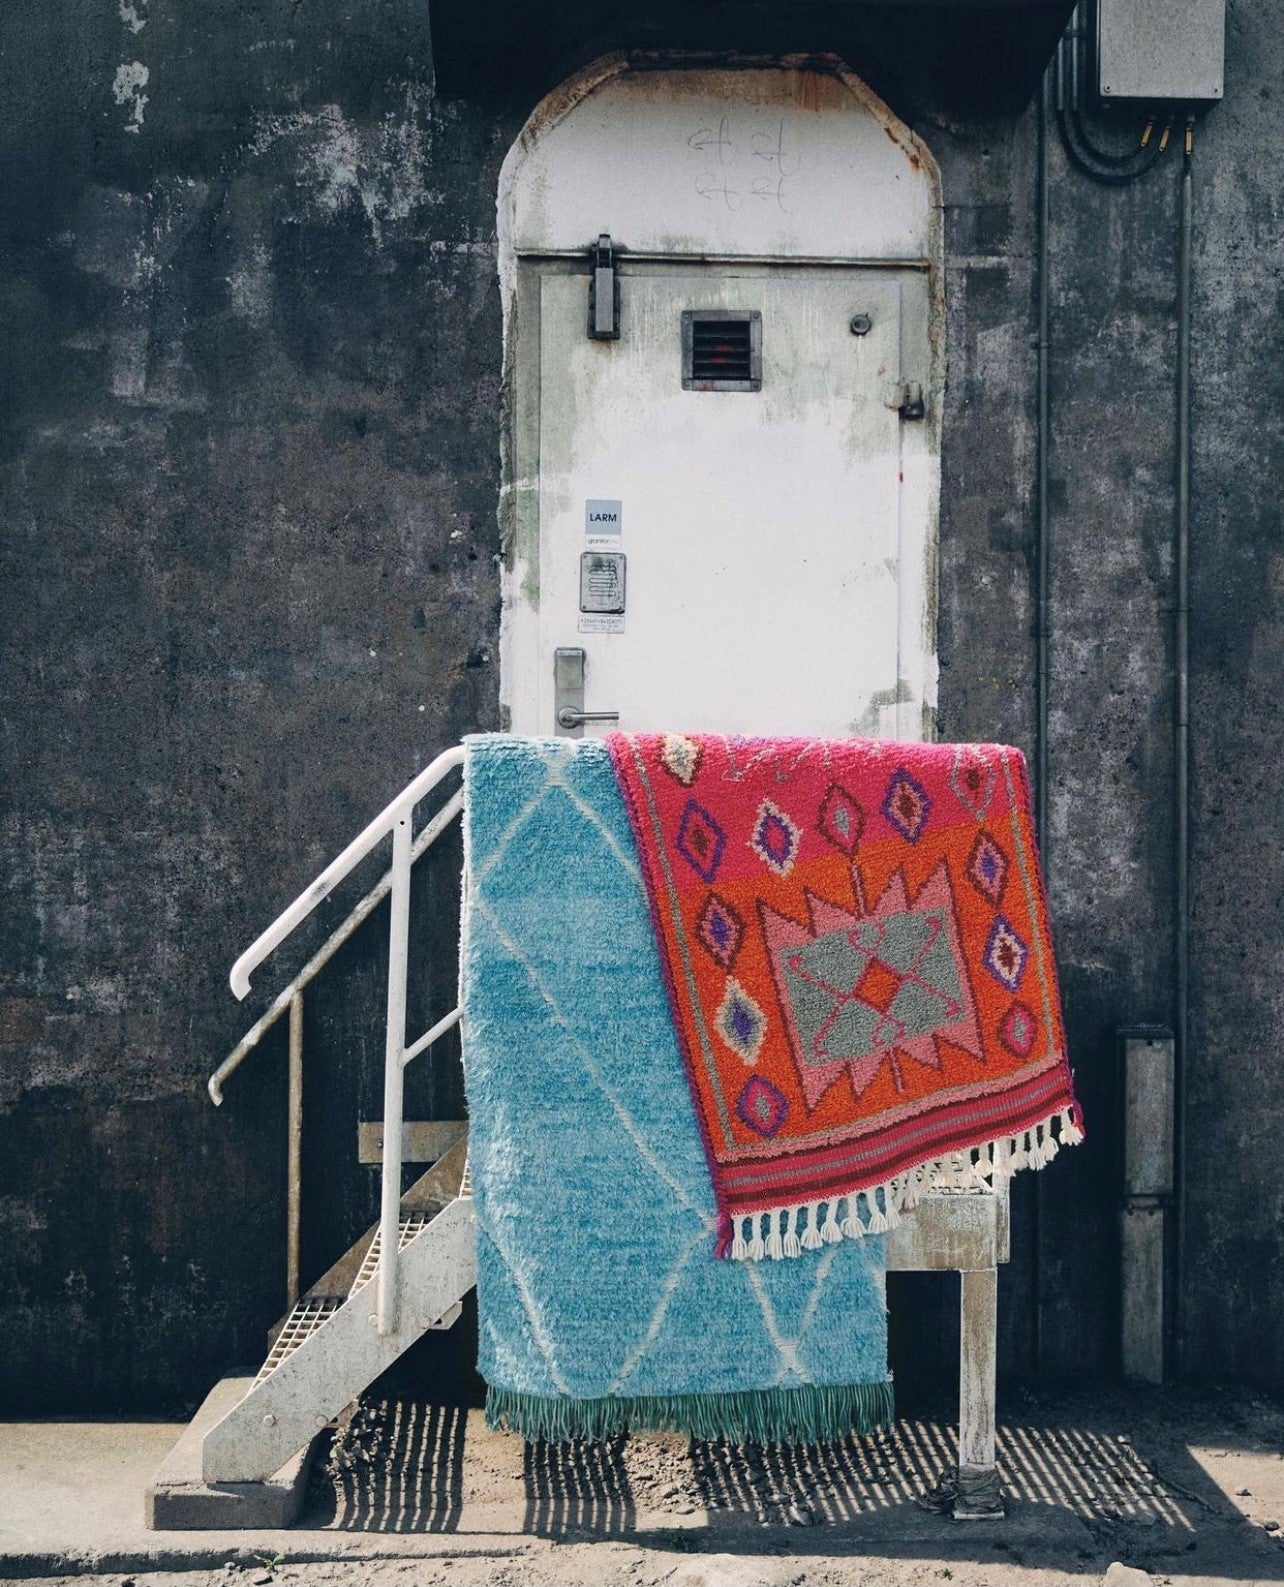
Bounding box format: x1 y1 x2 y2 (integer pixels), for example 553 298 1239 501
7 1385 1284 1587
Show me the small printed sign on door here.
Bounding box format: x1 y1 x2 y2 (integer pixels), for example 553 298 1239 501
585 498 622 549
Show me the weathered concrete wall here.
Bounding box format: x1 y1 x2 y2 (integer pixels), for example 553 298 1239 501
2 0 1281 1410
935 0 1284 1389
0 0 510 1411
1172 0 1284 1386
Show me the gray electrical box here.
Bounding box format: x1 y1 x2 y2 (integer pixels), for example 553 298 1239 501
1098 0 1225 102
1122 1030 1174 1197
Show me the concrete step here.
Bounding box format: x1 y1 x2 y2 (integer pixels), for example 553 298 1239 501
200 1194 476 1485
146 1374 315 1530
149 1136 476 1524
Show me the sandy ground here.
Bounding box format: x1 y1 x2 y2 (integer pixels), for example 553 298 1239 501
3 1384 1282 1586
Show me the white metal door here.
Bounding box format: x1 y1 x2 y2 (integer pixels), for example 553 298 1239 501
508 262 915 739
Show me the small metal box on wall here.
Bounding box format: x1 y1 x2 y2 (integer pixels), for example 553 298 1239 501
1097 0 1225 103
1118 1025 1175 1384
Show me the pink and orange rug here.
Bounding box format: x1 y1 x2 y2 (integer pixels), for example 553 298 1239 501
609 733 1083 1260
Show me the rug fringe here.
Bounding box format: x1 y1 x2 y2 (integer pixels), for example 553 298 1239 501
728 1104 1084 1262
485 1379 894 1445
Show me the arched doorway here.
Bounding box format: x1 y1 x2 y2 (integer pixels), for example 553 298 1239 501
497 55 942 742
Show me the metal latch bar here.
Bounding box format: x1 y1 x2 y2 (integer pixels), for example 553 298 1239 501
588 233 620 340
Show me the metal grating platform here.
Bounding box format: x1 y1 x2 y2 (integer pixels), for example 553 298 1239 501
256 1297 342 1383
348 1213 434 1298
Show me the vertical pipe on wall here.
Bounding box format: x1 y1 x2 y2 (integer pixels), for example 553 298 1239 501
1035 81 1052 912
1032 68 1053 1375
1173 123 1193 1376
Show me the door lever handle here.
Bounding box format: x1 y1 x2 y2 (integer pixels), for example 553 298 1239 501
558 708 620 729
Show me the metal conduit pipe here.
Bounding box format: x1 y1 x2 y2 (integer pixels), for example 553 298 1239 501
1032 66 1052 1375
1041 3 1194 1383
1173 120 1193 1377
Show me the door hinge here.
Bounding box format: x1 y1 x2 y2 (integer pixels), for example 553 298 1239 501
898 381 926 421
587 233 620 341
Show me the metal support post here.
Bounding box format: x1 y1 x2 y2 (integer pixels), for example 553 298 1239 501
377 809 413 1334
286 991 304 1307
955 1266 1003 1519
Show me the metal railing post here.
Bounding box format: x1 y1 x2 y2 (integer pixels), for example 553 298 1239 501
207 744 470 1337
376 808 413 1334
286 990 304 1307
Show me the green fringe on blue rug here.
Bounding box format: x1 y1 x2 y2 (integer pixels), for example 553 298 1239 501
486 1381 894 1445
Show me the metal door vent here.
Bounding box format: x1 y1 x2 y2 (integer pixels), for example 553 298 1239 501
682 311 762 392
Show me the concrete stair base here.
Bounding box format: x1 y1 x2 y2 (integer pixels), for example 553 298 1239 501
147 1375 317 1530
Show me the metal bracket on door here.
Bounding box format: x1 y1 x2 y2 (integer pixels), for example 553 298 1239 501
884 380 926 419
587 234 620 341
884 380 926 420
554 647 619 737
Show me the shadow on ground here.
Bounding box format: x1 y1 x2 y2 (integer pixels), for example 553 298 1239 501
314 1402 469 1532
303 1384 1284 1579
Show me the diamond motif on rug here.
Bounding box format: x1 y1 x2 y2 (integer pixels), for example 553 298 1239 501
881 769 932 844
716 978 768 1064
750 800 802 877
736 1074 789 1139
761 863 983 1108
998 1000 1039 1058
661 733 703 787
950 745 997 821
984 916 1029 992
818 783 865 857
697 893 745 970
677 798 726 883
966 831 1009 906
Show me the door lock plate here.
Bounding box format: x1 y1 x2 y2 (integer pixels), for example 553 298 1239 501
553 645 618 736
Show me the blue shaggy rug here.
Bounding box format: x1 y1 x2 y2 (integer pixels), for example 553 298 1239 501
460 734 891 1442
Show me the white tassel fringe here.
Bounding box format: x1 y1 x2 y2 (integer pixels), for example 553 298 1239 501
728 1105 1083 1261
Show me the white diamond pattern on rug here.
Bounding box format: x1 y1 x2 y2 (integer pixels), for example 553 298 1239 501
461 737 888 1405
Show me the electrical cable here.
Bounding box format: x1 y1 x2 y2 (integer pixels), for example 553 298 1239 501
1056 105 1168 185
1054 2 1169 186
1070 108 1160 166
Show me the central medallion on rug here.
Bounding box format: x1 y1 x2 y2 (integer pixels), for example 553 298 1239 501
607 733 1082 1259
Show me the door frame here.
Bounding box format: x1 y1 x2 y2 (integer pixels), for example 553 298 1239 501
496 53 945 740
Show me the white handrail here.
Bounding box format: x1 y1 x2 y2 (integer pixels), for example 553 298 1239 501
230 744 466 1000
402 1005 462 1069
207 787 464 1105
215 740 470 1333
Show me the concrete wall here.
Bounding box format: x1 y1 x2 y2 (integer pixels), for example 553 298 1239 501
2 0 1281 1410
0 0 507 1411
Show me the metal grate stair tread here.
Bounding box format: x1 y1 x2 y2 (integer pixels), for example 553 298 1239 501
348 1212 435 1298
203 1198 476 1484
256 1297 342 1382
